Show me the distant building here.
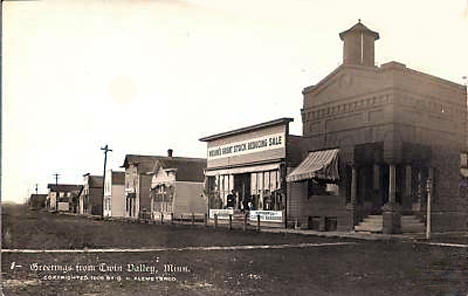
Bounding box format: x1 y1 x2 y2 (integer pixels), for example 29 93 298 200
149 155 206 220
122 151 199 219
47 184 83 212
103 170 125 218
287 21 467 233
78 174 103 216
28 194 47 210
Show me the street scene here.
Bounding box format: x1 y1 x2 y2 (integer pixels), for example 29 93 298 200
3 0 468 295
2 204 468 295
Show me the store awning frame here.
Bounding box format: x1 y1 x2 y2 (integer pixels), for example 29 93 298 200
286 148 339 182
205 163 280 176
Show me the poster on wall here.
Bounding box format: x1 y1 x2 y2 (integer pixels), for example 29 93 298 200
249 210 283 222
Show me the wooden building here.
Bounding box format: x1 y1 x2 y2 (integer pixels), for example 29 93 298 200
103 170 125 218
78 174 103 216
47 184 82 212
200 118 305 226
149 153 207 220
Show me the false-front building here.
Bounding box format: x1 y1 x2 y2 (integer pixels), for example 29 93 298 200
149 155 207 221
287 21 467 233
200 118 306 226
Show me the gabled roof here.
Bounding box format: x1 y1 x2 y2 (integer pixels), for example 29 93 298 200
339 21 379 41
153 157 207 182
199 118 294 142
122 154 168 172
111 171 125 185
47 184 83 192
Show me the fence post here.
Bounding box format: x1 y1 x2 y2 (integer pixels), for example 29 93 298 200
204 213 208 227
243 213 248 232
229 214 233 230
191 212 195 227
171 213 174 225
214 214 218 229
160 212 164 225
257 214 261 232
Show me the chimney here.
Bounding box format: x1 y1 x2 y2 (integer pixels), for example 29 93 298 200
167 149 173 158
339 20 379 67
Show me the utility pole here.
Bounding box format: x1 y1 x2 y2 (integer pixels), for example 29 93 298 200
101 145 112 218
53 173 60 185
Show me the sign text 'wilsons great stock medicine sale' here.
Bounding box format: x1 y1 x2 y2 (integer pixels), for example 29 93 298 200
207 133 285 160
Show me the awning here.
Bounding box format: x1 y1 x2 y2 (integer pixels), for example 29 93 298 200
286 148 339 182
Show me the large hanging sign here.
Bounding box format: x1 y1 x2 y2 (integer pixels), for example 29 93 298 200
249 210 283 222
207 133 285 160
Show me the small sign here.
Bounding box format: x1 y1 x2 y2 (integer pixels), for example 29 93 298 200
209 209 234 220
249 210 283 222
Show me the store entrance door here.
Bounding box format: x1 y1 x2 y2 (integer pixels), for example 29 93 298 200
234 173 251 211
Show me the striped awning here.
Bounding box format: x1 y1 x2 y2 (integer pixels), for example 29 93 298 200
286 148 339 182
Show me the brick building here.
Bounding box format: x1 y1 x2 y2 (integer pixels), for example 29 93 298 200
287 21 468 233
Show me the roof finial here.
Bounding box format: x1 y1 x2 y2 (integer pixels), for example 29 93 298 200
358 18 361 23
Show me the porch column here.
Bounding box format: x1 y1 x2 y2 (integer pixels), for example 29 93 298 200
351 165 358 205
388 163 396 204
373 164 380 191
404 165 412 212
415 170 423 212
428 166 434 206
382 162 401 234
346 164 359 228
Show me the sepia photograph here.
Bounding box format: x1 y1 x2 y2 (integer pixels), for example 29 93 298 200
1 0 468 295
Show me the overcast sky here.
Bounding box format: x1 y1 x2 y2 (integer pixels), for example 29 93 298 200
2 0 468 202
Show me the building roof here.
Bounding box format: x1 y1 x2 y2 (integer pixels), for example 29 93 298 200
47 184 83 192
122 154 168 172
199 117 294 142
30 194 48 199
339 21 379 41
153 157 207 182
111 171 125 185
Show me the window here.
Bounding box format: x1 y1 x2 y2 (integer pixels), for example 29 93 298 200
308 180 339 197
152 185 173 213
461 153 468 168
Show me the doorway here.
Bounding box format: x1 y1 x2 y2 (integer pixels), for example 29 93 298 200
234 173 251 210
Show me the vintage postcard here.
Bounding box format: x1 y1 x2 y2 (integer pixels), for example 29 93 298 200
2 1 468 295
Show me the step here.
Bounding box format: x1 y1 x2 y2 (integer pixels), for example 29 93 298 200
401 225 425 233
355 225 382 233
367 215 383 220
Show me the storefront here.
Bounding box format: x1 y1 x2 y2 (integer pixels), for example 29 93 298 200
200 118 305 227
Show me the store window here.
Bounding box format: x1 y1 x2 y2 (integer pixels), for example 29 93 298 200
152 185 173 213
307 179 339 197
